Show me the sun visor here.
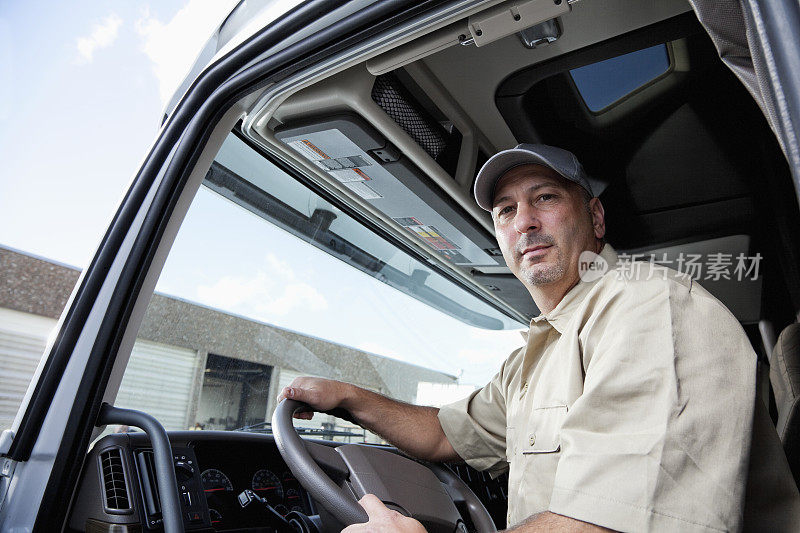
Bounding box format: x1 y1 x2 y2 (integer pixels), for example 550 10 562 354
275 114 503 269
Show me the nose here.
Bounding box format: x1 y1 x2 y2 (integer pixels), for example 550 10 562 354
513 203 539 235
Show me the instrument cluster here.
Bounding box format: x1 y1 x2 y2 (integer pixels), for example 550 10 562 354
192 440 312 530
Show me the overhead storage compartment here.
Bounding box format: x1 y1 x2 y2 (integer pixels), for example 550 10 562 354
276 114 502 269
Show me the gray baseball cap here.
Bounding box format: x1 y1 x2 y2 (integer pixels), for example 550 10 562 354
473 143 594 211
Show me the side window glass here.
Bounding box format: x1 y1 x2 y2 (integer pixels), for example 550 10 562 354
112 132 524 441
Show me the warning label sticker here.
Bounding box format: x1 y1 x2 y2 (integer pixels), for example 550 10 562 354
288 138 374 188
329 168 371 183
345 181 382 200
394 217 470 264
289 139 330 162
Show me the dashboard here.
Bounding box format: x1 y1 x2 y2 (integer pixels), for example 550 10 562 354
67 431 508 532
67 431 319 533
193 439 313 529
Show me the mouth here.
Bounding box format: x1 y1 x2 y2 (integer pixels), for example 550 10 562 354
521 245 552 259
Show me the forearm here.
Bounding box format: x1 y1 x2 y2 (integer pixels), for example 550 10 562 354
342 386 461 462
504 512 614 532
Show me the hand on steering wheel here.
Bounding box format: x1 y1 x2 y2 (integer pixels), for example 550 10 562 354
272 398 497 532
342 495 427 533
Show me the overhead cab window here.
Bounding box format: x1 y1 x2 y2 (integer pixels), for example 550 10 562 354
570 44 671 112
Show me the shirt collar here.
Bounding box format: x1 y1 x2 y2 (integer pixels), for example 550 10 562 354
528 243 619 335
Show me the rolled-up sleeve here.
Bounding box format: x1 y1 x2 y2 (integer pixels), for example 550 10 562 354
438 356 514 476
548 278 757 532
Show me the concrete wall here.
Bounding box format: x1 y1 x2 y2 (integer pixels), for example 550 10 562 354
0 245 457 433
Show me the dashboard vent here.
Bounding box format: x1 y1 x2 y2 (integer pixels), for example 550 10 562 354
100 448 131 512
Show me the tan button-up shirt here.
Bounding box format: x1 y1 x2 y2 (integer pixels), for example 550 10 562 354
439 244 800 531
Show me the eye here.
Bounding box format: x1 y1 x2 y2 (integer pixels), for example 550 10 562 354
498 205 514 216
538 193 557 202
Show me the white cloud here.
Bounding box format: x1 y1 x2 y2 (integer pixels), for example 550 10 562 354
76 14 123 64
196 254 328 319
259 283 328 315
264 254 296 281
135 0 239 104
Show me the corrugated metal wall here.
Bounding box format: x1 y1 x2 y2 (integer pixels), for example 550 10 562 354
115 340 199 430
0 308 57 431
0 308 200 432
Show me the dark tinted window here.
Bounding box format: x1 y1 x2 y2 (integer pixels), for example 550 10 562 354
570 44 670 111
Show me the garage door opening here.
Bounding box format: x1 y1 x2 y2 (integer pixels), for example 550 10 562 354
196 354 273 430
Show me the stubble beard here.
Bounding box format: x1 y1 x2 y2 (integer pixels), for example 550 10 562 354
519 249 566 285
514 234 566 286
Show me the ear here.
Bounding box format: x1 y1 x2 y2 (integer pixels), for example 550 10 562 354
589 197 606 240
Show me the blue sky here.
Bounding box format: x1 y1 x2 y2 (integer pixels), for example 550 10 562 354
0 1 525 387
0 0 237 267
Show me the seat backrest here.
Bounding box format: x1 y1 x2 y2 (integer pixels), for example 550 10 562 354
770 323 800 486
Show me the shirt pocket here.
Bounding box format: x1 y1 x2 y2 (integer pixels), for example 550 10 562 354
521 405 567 454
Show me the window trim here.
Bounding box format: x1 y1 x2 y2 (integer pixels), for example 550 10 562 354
568 42 676 116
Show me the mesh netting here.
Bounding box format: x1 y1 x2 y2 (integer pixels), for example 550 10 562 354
371 74 448 160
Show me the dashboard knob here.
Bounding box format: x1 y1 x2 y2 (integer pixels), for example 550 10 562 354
174 461 195 482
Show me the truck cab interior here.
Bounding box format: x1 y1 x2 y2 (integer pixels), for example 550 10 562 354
3 1 800 532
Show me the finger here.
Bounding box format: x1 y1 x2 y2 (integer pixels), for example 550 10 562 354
358 494 394 520
282 386 310 402
277 386 291 402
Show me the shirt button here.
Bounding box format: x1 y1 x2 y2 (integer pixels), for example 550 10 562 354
529 434 536 446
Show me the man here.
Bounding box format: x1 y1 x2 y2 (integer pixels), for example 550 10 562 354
278 144 800 531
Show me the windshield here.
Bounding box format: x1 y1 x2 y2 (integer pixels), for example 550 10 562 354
111 130 525 442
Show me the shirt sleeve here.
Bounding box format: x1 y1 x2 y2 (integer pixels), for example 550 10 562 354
438 354 516 477
548 277 757 533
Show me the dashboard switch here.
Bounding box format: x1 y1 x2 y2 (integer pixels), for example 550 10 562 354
181 491 192 507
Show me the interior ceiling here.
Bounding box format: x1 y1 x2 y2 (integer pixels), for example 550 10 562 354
254 0 799 324
418 0 693 151
494 23 771 251
388 0 786 323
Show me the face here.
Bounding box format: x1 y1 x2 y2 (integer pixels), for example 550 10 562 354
491 164 605 291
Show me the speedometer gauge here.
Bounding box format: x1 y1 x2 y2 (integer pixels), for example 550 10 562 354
201 468 234 494
252 469 284 502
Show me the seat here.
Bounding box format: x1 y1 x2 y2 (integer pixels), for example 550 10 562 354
770 323 800 487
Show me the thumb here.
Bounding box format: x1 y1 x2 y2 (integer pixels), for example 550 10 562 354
280 386 308 402
358 494 394 520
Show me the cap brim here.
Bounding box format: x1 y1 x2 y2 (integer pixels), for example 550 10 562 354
473 149 568 211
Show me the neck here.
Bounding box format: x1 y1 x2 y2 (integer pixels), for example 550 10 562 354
528 272 580 315
528 241 605 315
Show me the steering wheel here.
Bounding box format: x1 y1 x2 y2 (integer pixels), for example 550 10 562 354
272 399 497 532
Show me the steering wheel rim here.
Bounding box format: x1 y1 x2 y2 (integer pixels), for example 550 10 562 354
272 398 369 525
272 399 498 531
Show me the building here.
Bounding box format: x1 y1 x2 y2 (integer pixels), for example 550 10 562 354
0 245 460 441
